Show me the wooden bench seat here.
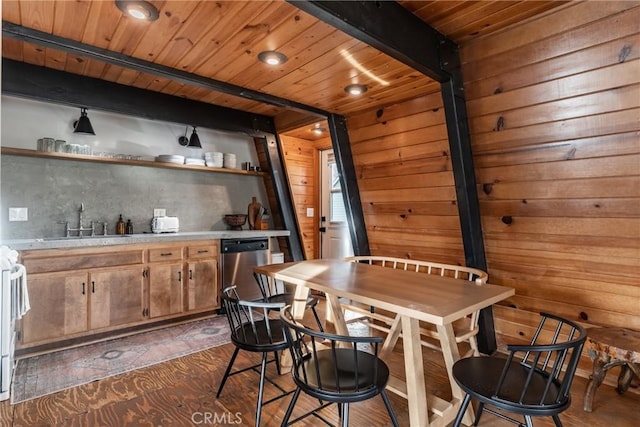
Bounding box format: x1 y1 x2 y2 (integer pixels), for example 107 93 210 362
583 327 640 412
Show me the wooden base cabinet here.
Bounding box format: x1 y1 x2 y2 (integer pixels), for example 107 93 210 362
147 247 185 318
148 262 184 318
146 243 219 316
20 272 88 344
20 266 146 346
18 240 220 352
187 244 219 311
188 259 218 311
90 268 146 329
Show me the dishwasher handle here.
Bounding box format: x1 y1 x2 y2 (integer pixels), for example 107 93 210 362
221 238 268 253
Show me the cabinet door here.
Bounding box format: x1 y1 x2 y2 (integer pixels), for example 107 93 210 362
21 272 88 344
90 267 145 330
187 260 218 311
148 263 184 318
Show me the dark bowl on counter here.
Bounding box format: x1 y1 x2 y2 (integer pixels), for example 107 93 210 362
224 214 247 230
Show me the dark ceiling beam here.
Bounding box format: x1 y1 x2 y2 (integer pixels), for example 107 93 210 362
289 1 448 82
2 21 329 118
327 114 369 256
291 1 495 353
256 133 305 261
2 59 276 135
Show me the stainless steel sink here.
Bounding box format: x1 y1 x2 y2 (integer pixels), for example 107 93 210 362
40 235 132 241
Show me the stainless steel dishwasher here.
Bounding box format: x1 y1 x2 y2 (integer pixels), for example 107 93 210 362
220 238 269 301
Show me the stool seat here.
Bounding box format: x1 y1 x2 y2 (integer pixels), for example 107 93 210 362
583 327 640 412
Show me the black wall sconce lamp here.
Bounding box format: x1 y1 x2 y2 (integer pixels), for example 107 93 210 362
73 107 96 135
178 126 202 149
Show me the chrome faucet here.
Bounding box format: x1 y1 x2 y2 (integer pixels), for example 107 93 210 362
65 202 95 237
79 202 85 230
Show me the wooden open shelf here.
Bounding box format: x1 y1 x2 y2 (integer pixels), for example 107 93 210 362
1 147 265 177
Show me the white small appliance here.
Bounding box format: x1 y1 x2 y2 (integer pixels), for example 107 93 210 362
1 262 26 401
151 216 179 233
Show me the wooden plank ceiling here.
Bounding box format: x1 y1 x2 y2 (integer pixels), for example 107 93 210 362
1 0 563 132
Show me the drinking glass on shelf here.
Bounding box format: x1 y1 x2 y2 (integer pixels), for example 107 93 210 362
55 140 67 153
42 137 55 152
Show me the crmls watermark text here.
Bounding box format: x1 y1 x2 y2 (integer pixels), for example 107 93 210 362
191 411 243 425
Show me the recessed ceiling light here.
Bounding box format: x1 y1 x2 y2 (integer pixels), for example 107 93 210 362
344 84 367 96
311 126 326 135
115 1 159 22
258 51 288 66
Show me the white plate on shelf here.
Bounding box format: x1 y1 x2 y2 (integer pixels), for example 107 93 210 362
185 158 206 166
156 154 185 164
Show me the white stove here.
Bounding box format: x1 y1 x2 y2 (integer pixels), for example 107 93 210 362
1 263 26 401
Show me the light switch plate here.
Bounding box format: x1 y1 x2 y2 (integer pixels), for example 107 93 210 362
154 208 166 217
9 207 28 221
306 208 314 217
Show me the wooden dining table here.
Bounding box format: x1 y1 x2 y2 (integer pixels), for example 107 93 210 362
255 258 515 427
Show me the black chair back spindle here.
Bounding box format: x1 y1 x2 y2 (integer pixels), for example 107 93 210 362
452 312 586 427
217 286 294 426
280 305 398 427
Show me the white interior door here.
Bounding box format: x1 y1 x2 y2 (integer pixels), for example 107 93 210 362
320 150 354 259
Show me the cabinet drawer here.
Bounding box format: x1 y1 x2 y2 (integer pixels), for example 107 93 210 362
148 247 184 262
187 244 218 260
22 250 144 274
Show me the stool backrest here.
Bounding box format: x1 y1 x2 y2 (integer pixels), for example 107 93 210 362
221 285 286 347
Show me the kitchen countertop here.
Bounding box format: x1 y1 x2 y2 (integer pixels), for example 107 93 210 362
1 230 290 251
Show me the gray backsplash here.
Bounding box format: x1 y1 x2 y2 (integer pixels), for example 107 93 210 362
1 155 271 240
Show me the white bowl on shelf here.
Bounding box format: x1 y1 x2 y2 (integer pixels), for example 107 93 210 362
223 153 236 169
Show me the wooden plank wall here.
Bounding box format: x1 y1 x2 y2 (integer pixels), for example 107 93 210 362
346 93 467 264
344 1 639 384
279 134 318 259
459 1 640 379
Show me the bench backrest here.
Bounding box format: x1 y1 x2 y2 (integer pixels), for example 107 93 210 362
344 255 488 285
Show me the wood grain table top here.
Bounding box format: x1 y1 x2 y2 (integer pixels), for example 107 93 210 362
255 258 515 325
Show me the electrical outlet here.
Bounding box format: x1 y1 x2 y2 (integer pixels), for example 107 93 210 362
154 208 166 217
306 208 314 217
9 207 28 221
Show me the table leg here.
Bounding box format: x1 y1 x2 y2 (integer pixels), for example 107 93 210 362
436 323 474 426
280 284 311 371
291 284 310 320
380 314 402 361
326 294 350 349
401 315 428 427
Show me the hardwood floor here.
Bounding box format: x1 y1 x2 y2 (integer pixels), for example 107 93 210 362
2 310 638 426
